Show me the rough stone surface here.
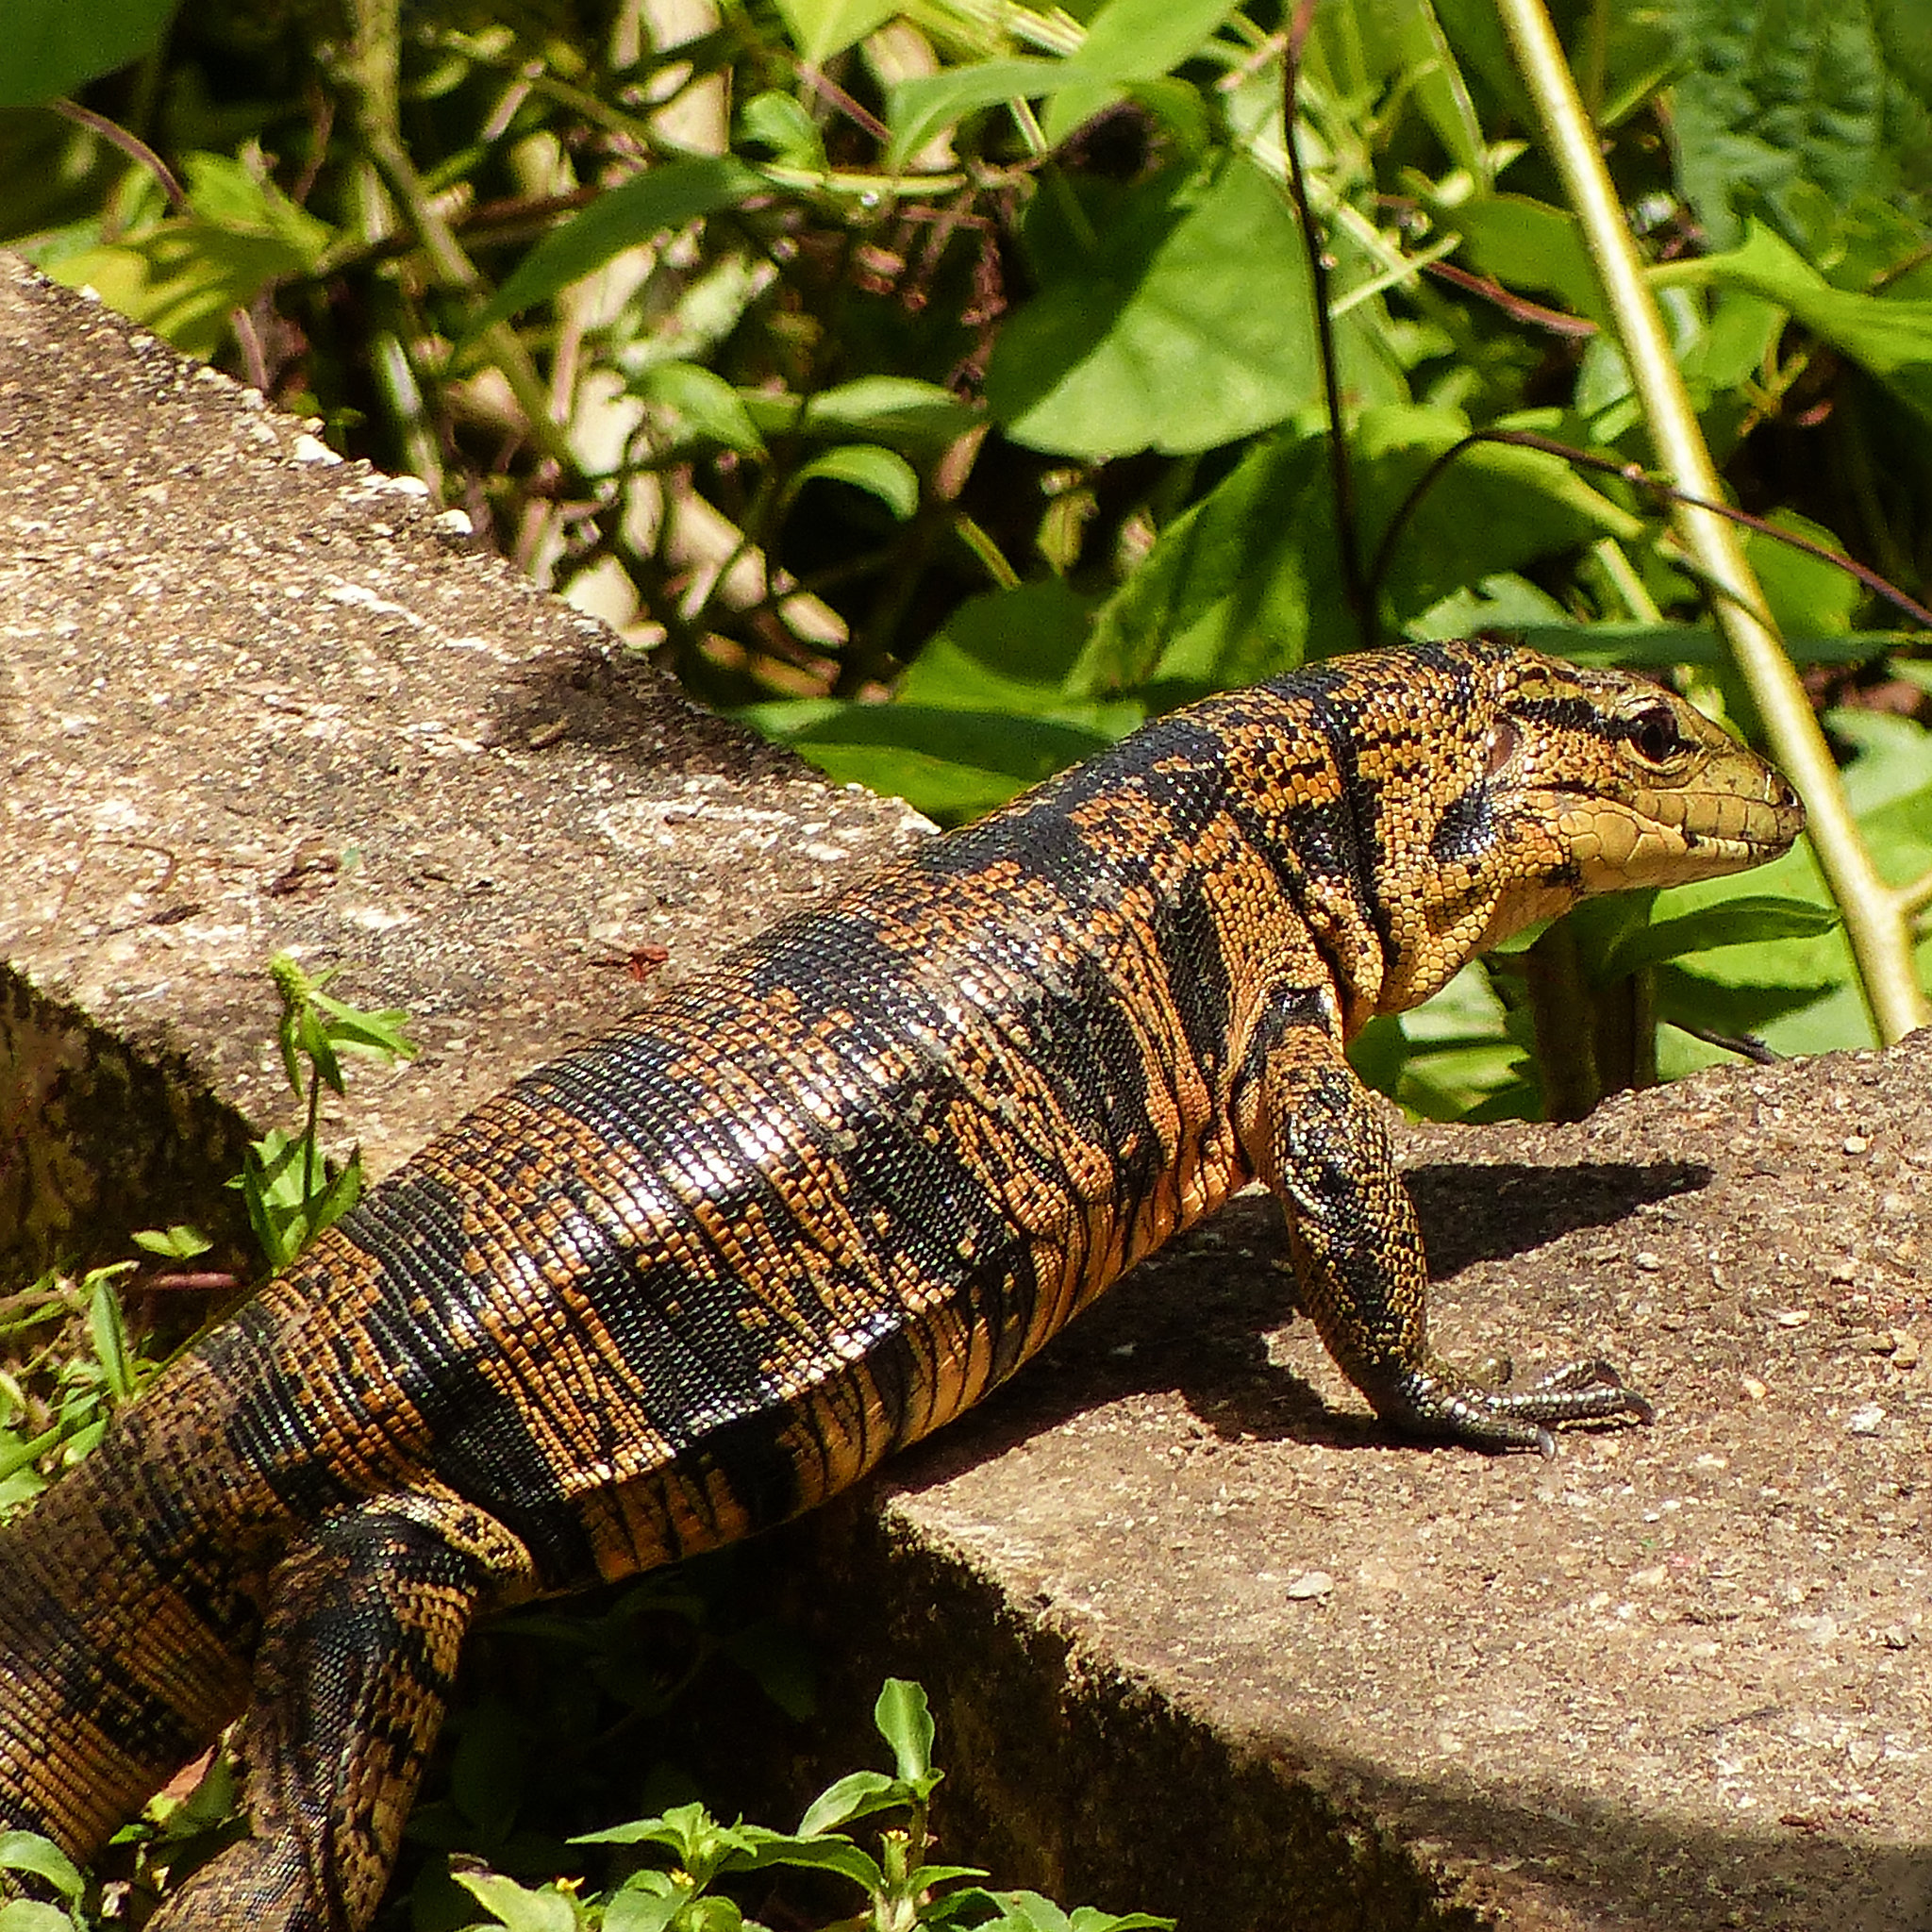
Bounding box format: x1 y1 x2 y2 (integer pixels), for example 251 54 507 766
5 250 1930 1932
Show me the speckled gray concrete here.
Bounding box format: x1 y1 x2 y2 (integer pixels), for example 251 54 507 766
4 250 1929 1932
0 254 926 1274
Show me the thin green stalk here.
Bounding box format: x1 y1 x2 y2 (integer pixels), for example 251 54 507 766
1493 0 1929 1043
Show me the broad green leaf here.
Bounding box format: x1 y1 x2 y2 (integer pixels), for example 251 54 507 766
49 154 329 358
874 1678 935 1784
738 92 825 169
1667 0 1911 253
1658 221 1932 425
794 1768 903 1838
1076 407 1637 702
1598 896 1841 980
985 158 1318 459
451 1873 579 1932
0 1834 83 1903
1074 434 1336 701
1645 750 1932 1056
1072 0 1241 84
897 580 1138 741
791 444 920 520
1744 510 1862 637
735 1828 884 1888
472 158 765 333
0 0 179 107
1830 709 1932 815
638 362 767 457
889 59 1087 164
774 0 896 64
602 1887 691 1932
740 376 980 454
0 1901 75 1932
1407 573 1572 641
1449 196 1607 325
682 1902 747 1932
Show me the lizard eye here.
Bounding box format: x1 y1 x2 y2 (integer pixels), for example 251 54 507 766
1626 705 1686 767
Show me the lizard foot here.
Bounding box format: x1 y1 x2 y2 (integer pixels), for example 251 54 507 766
1381 1356 1654 1457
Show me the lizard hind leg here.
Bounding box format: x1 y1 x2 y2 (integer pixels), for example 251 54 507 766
147 1500 516 1932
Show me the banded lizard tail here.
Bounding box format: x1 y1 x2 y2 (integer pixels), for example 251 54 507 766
0 639 1803 1930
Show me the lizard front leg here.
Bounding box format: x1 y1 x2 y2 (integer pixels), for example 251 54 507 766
1234 1004 1653 1454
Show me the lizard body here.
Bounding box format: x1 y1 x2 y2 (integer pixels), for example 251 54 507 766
0 640 1802 1929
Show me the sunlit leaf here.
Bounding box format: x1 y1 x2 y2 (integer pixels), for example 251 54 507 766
0 0 179 107
791 444 921 520
985 158 1319 459
472 158 765 333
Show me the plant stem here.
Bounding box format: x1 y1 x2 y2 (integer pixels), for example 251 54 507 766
1492 0 1929 1043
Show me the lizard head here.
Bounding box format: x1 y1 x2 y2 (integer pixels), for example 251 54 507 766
1374 640 1806 1013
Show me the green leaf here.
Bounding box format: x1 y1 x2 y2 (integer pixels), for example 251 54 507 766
1075 407 1637 704
472 158 766 334
988 1899 1074 1932
743 703 1115 822
450 1872 580 1932
602 1886 693 1932
131 1223 212 1259
792 376 982 455
84 1269 136 1403
49 153 331 358
0 1834 83 1903
1743 510 1862 637
1667 0 1910 254
773 0 896 64
0 0 179 107
0 1902 76 1932
790 445 920 520
1073 0 1241 82
735 1828 885 1889
898 580 1134 735
308 990 419 1065
795 1769 904 1839
891 0 1236 155
985 158 1319 459
1450 196 1607 325
1659 221 1932 425
737 92 826 169
1598 896 1842 980
889 60 1085 165
1074 434 1333 700
874 1678 935 1785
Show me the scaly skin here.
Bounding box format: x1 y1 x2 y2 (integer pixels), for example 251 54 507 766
0 640 1803 1930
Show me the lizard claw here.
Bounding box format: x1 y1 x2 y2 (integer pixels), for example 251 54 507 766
1377 1355 1654 1455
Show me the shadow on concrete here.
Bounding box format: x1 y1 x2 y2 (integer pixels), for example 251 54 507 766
916 1158 1715 1462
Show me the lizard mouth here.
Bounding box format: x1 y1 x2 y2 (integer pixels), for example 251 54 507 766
1549 760 1807 888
